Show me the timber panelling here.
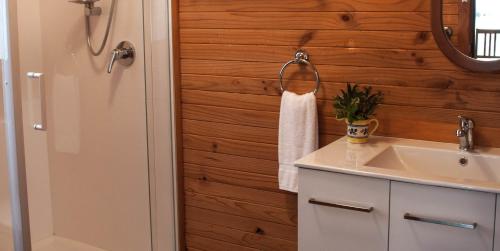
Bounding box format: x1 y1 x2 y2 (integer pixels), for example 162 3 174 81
177 0 500 249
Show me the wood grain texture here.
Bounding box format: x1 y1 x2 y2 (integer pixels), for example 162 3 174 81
186 220 297 251
181 44 458 70
180 29 437 49
181 60 500 91
186 234 258 251
184 164 280 192
186 206 297 242
180 0 430 12
180 12 430 31
185 192 298 226
176 0 500 249
443 0 472 55
184 177 296 209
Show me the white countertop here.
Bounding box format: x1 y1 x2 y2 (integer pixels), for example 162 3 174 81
295 136 500 194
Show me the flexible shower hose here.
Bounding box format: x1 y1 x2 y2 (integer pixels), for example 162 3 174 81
85 0 116 56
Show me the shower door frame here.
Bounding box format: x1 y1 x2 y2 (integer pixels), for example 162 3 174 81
1 0 179 250
2 0 32 250
143 0 180 250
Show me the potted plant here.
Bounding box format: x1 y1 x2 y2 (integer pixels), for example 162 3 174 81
334 83 384 144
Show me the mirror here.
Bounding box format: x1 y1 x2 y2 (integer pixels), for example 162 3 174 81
432 0 500 72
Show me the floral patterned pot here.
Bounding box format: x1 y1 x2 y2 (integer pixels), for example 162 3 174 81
346 119 379 144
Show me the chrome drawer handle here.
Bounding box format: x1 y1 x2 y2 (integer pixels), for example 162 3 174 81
308 198 373 213
404 213 477 230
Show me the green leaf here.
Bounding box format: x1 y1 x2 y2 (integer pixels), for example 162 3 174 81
333 83 383 123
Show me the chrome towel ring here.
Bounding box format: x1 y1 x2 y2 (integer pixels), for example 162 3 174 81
279 50 321 95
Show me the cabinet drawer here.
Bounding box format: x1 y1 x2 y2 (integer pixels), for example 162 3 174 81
390 181 495 251
298 168 389 251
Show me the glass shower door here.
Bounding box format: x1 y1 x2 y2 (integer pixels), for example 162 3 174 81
4 0 153 250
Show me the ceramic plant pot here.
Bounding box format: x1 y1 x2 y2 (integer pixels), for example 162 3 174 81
346 119 379 144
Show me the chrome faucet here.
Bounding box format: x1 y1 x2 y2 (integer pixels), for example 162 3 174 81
456 116 474 151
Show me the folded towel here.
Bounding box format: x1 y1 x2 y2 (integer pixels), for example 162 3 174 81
278 91 318 193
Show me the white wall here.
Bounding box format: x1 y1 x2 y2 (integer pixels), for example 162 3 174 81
0 223 14 251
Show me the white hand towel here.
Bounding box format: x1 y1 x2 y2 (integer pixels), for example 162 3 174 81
279 91 318 193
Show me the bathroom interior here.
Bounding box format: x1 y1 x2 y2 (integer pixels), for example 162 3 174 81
2 0 500 251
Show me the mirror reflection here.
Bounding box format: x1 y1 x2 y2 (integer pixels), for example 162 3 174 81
443 0 500 60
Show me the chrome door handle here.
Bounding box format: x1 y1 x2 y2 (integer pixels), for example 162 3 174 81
308 198 374 213
27 72 47 131
107 41 135 74
404 213 477 230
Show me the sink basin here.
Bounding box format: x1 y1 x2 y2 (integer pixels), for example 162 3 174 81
365 145 500 183
295 136 500 193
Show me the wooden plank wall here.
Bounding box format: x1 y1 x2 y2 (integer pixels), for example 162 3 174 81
176 0 500 250
443 0 459 47
443 0 472 55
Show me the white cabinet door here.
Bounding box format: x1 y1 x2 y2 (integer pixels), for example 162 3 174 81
298 168 390 251
390 181 495 251
495 194 500 251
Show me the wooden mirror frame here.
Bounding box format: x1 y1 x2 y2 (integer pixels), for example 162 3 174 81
432 0 500 72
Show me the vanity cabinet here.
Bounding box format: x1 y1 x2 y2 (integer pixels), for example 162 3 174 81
298 168 390 251
495 195 500 251
389 181 495 251
299 169 497 251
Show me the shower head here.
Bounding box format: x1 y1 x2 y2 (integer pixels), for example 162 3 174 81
69 0 100 4
70 0 102 16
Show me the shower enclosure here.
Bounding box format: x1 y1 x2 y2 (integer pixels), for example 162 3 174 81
0 0 176 250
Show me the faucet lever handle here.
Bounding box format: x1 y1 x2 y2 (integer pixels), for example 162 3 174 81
458 116 473 129
107 49 119 74
106 41 135 74
458 115 466 128
467 119 474 129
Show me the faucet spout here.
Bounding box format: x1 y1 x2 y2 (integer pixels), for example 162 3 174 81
457 116 474 151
